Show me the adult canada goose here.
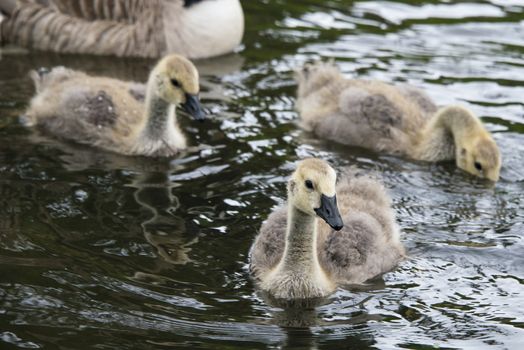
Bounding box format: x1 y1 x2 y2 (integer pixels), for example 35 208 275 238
295 61 501 182
0 0 244 59
23 54 205 156
249 159 404 301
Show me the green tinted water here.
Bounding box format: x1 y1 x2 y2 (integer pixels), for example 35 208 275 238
0 1 523 349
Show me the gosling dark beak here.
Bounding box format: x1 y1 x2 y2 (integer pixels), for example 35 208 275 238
182 93 205 121
314 194 344 231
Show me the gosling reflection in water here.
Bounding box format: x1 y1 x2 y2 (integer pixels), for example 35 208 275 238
132 172 199 267
270 304 380 350
255 306 321 350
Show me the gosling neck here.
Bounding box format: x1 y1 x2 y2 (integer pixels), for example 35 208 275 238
414 108 484 161
142 83 176 141
279 204 323 277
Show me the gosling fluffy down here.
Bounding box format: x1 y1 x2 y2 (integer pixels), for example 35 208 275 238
250 159 405 300
0 0 244 59
295 61 501 181
23 54 205 157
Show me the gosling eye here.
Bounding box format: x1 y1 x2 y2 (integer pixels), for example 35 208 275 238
305 180 314 190
302 65 310 76
474 162 483 171
171 79 181 88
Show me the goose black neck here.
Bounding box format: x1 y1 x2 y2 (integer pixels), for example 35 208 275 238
184 0 207 8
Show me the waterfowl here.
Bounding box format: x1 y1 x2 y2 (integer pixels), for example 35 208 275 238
295 61 501 181
0 0 244 59
23 54 205 156
249 159 404 301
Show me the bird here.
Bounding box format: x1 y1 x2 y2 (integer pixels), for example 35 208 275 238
23 53 206 156
295 61 501 182
0 0 244 59
249 158 405 301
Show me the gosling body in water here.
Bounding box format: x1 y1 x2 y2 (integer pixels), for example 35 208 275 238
0 0 244 59
249 159 404 301
24 54 205 157
295 62 501 181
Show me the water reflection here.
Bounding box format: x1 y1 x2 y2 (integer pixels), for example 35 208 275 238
132 171 198 266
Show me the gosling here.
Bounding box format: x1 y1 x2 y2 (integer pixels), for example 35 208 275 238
23 54 205 157
295 61 501 181
249 158 405 301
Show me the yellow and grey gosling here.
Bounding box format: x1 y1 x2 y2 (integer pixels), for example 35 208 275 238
0 0 244 59
295 61 501 182
249 159 404 300
24 54 205 157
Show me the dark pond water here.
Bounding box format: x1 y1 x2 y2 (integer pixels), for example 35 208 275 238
1 0 523 349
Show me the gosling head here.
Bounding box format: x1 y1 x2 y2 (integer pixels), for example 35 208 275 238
150 54 205 121
457 135 501 182
288 159 344 231
294 60 341 99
